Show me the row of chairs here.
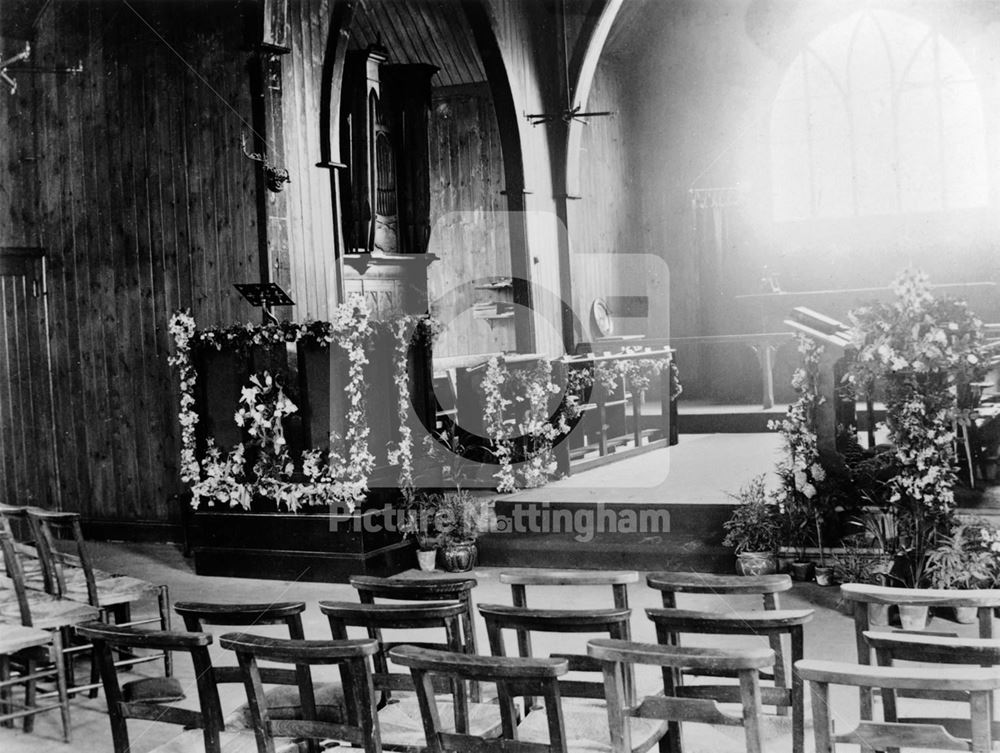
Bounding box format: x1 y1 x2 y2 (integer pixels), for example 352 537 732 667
82 570 1000 753
0 504 171 741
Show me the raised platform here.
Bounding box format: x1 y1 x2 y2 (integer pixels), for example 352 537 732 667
477 433 782 572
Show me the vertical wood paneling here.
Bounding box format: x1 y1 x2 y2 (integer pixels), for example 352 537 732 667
0 0 261 524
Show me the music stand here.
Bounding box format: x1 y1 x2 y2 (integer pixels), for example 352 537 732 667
234 282 294 324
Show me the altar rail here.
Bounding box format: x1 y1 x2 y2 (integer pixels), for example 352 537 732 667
434 346 677 478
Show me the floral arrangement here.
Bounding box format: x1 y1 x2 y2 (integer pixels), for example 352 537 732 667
845 269 988 586
168 298 377 512
481 356 570 493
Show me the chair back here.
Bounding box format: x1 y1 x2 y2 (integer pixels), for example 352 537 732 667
589 638 774 753
864 631 1000 742
76 621 223 753
26 509 98 605
478 603 630 703
220 632 382 753
350 575 479 655
320 600 467 707
841 582 1000 718
389 645 569 753
796 659 1000 753
0 529 34 626
646 571 791 608
174 600 308 685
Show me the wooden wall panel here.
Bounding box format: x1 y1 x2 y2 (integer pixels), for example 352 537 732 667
0 0 260 526
426 84 515 357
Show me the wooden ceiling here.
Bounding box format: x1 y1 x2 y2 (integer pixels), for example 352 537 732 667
348 0 486 87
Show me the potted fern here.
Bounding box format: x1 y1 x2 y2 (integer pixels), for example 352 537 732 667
723 475 781 576
436 490 492 573
926 521 996 623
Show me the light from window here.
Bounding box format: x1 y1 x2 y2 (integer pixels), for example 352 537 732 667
771 9 988 220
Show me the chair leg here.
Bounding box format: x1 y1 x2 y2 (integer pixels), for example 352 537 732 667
22 655 36 733
0 654 11 729
158 585 172 677
51 631 71 743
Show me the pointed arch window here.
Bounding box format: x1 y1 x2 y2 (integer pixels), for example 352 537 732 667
771 9 988 220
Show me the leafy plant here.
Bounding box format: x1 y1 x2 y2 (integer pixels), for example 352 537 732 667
833 534 889 585
436 490 492 545
400 492 443 551
722 475 781 554
779 497 816 562
926 522 996 590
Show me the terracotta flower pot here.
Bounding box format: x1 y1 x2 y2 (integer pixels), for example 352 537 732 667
416 549 437 572
736 552 777 576
441 541 477 573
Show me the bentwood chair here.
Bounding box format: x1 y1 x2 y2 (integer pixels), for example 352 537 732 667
388 645 572 753
645 607 813 753
350 574 480 700
175 601 347 729
866 631 1000 744
221 632 383 753
589 638 775 753
0 623 71 741
797 659 1000 753
321 600 502 748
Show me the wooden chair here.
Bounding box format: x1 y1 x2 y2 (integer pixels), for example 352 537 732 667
796 659 1000 753
27 508 172 694
499 569 638 695
646 572 794 717
0 530 99 703
321 600 502 748
839 583 1000 718
350 574 480 699
645 606 812 753
220 631 383 753
865 630 1000 745
0 504 50 589
588 638 775 753
175 600 347 729
0 623 71 741
77 620 227 753
387 645 572 753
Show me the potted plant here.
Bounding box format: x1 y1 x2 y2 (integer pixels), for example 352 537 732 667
723 475 781 576
834 534 891 620
400 492 443 572
436 490 492 573
926 521 996 623
780 498 816 581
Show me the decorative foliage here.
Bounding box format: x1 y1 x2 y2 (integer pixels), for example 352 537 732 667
845 269 989 586
722 474 782 553
168 297 376 512
926 521 999 590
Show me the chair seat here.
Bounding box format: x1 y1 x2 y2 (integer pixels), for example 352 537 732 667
0 590 100 629
224 681 347 730
150 729 303 753
0 624 53 654
378 697 503 748
60 572 157 606
518 705 668 753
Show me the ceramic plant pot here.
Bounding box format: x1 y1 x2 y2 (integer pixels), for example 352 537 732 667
736 552 778 576
441 541 477 573
814 566 834 586
868 603 891 627
790 561 815 582
416 549 437 572
898 604 929 631
953 606 978 624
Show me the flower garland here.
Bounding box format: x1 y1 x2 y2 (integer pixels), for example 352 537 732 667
386 314 442 497
483 356 516 492
168 297 375 512
769 335 826 505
